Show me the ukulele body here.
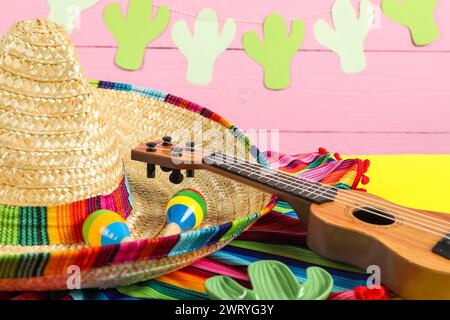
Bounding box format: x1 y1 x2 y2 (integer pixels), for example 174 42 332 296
293 190 450 300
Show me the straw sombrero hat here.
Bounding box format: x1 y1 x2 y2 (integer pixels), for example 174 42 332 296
0 19 271 291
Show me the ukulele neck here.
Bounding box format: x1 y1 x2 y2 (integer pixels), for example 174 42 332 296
202 152 337 205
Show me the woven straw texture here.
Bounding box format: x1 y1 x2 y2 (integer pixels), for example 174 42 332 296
0 19 272 291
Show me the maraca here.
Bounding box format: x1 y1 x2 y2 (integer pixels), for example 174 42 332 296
163 189 207 236
82 210 132 246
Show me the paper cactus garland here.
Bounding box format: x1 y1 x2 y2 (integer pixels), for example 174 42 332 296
243 14 305 90
205 261 333 300
381 0 439 46
47 0 99 32
172 9 236 85
104 0 170 70
314 0 374 74
97 1 440 77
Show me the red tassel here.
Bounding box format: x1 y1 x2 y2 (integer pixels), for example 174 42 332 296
363 159 371 172
354 286 389 300
361 175 370 185
318 147 328 155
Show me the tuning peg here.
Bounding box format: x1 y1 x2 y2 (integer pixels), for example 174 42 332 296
171 146 182 157
146 141 157 152
146 163 156 178
186 169 195 178
161 166 172 172
169 169 184 184
162 136 172 146
184 142 195 177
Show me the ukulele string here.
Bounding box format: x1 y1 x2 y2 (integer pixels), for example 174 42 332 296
193 145 450 228
146 144 450 231
144 145 450 236
203 153 450 239
196 145 450 225
201 147 446 248
152 147 450 239
147 148 450 240
210 154 450 236
214 154 450 230
208 151 450 221
159 145 450 229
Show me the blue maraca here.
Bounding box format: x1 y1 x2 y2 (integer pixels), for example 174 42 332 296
164 189 207 236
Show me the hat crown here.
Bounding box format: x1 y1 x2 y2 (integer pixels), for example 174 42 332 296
0 19 124 206
9 19 68 45
0 19 87 99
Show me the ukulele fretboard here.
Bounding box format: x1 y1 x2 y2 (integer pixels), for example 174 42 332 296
204 152 336 205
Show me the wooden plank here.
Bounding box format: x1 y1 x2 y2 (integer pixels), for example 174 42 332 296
0 0 449 51
1 1 448 155
77 47 450 134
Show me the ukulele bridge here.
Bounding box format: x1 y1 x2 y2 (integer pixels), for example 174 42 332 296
433 233 450 260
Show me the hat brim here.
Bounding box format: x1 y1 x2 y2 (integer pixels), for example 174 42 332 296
0 80 273 291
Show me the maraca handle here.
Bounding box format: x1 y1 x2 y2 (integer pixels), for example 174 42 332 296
120 236 133 243
163 222 182 237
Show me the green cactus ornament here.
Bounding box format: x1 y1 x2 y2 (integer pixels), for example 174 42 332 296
314 0 374 74
242 14 305 90
205 260 333 300
47 0 99 32
104 0 170 70
381 0 439 46
172 9 236 85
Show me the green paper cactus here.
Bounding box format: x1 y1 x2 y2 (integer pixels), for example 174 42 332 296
381 0 439 46
314 0 374 74
242 14 305 90
205 260 333 300
104 0 170 70
172 9 236 85
47 0 99 32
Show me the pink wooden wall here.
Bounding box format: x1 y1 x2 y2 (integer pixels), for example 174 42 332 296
1 0 449 155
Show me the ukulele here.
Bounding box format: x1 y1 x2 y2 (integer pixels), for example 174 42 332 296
131 138 450 300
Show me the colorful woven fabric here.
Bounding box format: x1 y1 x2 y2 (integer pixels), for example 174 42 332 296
0 151 378 300
265 149 370 190
0 176 133 246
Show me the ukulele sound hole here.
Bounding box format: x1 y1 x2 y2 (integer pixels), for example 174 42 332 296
353 207 395 226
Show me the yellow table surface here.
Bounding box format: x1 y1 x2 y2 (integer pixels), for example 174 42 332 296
346 155 450 214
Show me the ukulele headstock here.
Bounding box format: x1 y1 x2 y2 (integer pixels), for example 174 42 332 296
131 136 206 184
